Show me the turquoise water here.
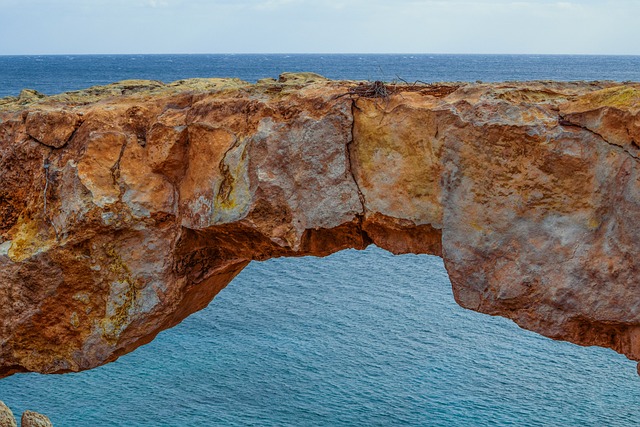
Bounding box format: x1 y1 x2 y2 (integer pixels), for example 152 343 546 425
1 55 640 426
1 248 638 426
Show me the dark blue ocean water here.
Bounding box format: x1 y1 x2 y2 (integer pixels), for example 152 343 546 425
1 55 640 426
2 54 640 98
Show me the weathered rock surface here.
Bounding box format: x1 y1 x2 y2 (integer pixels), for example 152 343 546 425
0 401 16 427
21 411 53 427
1 74 640 376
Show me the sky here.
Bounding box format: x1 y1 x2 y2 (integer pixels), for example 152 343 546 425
1 0 640 55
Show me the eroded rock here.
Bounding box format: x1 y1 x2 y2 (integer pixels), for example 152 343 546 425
25 110 80 148
1 76 640 377
0 401 16 427
21 411 53 427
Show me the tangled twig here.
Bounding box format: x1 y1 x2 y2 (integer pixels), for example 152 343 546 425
337 80 461 102
347 81 390 99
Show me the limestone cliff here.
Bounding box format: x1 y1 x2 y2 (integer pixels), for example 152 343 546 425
1 74 640 377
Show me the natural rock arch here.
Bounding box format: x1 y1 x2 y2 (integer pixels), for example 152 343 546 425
1 74 640 377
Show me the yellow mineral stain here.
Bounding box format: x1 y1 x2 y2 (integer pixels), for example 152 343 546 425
99 247 140 343
470 221 484 232
6 217 54 262
70 312 80 329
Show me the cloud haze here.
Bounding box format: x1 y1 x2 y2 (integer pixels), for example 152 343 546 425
1 0 639 54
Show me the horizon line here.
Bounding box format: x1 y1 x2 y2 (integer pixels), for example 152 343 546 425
2 52 640 57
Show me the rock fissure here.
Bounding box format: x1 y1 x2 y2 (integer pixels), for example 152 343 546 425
40 151 61 241
558 112 640 161
625 126 640 149
62 116 84 148
109 139 128 186
216 135 242 206
2 77 640 377
25 110 82 149
558 114 609 142
347 98 367 214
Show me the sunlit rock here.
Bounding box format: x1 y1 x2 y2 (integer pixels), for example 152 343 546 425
1 76 640 377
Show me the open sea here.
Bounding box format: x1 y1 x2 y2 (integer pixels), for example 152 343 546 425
1 54 640 426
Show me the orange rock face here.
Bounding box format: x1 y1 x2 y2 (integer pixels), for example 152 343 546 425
1 75 640 377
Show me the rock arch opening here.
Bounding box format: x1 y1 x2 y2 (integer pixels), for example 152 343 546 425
1 246 638 426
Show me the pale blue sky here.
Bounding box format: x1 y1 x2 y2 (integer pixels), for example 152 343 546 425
1 0 639 55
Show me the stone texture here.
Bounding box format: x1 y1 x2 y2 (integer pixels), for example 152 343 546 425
1 76 640 377
0 401 16 427
21 411 53 427
25 110 80 148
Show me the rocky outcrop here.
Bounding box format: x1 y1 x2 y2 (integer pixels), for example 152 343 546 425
1 74 640 377
0 403 53 427
21 411 53 427
0 401 16 427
